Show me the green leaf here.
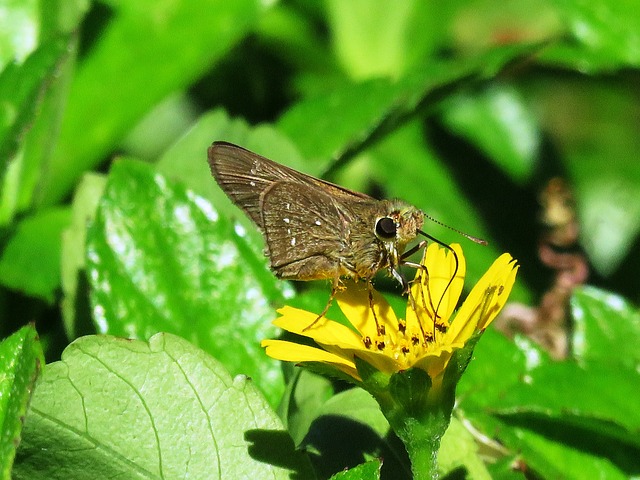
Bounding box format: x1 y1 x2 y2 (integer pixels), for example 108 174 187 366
119 92 198 161
278 76 402 174
40 0 268 206
493 360 640 447
0 0 88 223
299 386 488 479
0 36 75 224
61 173 107 339
13 333 312 479
0 207 72 303
570 286 640 370
464 327 639 444
439 83 540 184
456 328 539 410
542 0 640 72
486 455 527 480
255 4 339 84
86 160 292 405
301 387 410 479
458 318 639 478
438 417 492 480
277 42 543 175
0 2 39 68
326 0 445 80
329 460 382 480
281 369 334 446
495 421 631 480
0 325 43 478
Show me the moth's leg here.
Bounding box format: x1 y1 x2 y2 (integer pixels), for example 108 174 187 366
390 267 408 294
366 281 385 336
396 263 434 345
400 240 428 261
303 275 340 331
400 260 438 319
410 248 461 339
400 240 428 289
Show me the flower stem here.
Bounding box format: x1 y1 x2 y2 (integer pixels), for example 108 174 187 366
392 414 448 480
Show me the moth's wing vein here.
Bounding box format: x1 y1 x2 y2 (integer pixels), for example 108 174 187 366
207 141 372 229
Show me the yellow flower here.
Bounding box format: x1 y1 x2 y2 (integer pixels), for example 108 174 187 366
262 243 518 388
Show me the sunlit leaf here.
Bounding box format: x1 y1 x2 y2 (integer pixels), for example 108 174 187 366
86 160 292 405
13 333 312 479
0 325 43 478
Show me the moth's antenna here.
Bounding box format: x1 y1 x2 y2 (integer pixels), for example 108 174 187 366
424 214 488 246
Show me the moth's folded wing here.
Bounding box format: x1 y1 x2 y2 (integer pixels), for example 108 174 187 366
261 181 348 279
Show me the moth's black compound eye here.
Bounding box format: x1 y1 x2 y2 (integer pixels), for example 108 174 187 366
375 217 397 239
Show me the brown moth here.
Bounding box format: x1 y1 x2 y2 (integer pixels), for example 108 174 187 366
207 141 483 328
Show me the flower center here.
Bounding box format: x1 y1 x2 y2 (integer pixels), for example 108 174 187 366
362 317 448 367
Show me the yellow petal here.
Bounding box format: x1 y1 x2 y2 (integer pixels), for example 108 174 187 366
273 306 365 351
346 347 404 374
261 339 360 380
476 258 518 331
413 343 459 379
336 281 399 343
406 243 465 334
446 253 518 344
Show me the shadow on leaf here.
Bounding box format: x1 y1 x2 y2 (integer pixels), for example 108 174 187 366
245 429 314 479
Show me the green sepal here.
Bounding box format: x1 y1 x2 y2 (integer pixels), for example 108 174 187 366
443 331 483 392
355 355 391 394
388 368 433 419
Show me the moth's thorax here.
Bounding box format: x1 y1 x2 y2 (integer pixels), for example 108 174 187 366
344 199 424 281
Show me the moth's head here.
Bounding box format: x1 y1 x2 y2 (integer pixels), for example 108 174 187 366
374 201 424 248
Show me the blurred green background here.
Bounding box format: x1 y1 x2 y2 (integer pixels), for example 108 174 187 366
2 1 640 479
2 0 640 351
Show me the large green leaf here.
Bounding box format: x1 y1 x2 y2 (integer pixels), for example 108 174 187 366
493 360 640 446
498 422 630 480
13 333 312 479
0 207 72 303
0 37 75 224
302 388 400 479
86 160 292 405
0 0 88 223
0 325 43 479
458 312 639 478
40 0 268 206
456 328 540 411
280 369 334 446
300 386 490 479
570 286 640 370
